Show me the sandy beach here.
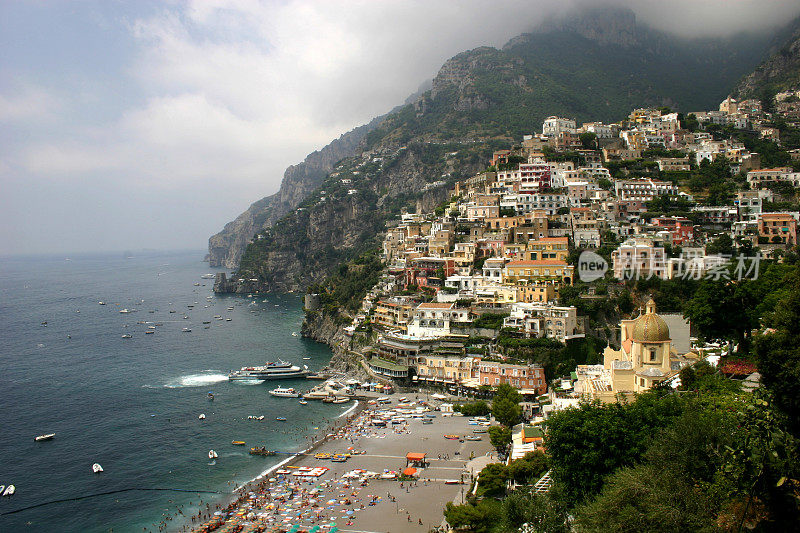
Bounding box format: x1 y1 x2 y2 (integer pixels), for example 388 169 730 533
180 393 496 533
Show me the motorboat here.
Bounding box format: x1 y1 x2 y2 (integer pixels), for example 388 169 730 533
302 357 311 360
34 433 55 442
145 330 154 335
2 485 15 496
207 392 214 400
249 447 276 456
201 273 215 279
121 334 132 339
332 397 350 404
225 318 232 321
98 301 105 305
228 360 308 381
182 328 191 332
198 413 206 419
275 417 287 421
465 435 482 441
119 309 130 314
92 463 103 473
208 450 218 459
299 400 308 405
444 435 460 440
231 441 245 446
269 387 299 398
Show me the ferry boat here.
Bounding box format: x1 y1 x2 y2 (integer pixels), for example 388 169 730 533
269 387 299 398
201 273 215 279
228 360 308 381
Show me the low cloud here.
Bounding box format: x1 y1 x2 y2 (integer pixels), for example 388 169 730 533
2 0 800 254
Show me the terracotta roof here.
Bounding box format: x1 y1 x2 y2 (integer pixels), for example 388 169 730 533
534 237 568 243
406 452 427 460
507 260 569 267
417 303 454 309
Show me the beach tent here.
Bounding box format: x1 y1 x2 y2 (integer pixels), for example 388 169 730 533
406 452 427 467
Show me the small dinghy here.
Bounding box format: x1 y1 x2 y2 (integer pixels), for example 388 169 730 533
92 463 103 473
2 485 15 496
275 417 287 421
299 400 308 405
198 413 206 419
208 450 218 459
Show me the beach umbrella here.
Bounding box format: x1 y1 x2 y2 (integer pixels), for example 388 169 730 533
403 467 418 476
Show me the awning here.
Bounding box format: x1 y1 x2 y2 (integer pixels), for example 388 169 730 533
403 467 418 476
406 452 427 461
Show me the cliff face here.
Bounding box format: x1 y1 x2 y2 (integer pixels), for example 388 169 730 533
207 118 383 268
233 145 460 293
733 20 800 98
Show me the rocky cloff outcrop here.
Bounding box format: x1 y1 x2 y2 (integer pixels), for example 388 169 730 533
733 20 800 98
207 117 383 268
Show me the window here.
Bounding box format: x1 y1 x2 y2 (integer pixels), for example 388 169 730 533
649 349 657 362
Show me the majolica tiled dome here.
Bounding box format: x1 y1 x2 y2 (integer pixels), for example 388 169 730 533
631 299 670 342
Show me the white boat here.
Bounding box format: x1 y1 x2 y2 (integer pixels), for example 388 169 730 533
119 309 130 314
201 274 215 279
92 463 103 473
299 400 308 405
208 450 218 459
34 433 55 442
182 328 191 332
269 387 299 398
198 413 206 419
228 361 308 381
2 485 15 496
0 485 3 495
291 332 299 337
121 334 132 339
98 301 105 305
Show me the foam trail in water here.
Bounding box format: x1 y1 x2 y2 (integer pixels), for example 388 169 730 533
164 373 229 388
337 400 359 419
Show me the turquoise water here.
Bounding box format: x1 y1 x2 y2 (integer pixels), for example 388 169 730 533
0 251 342 532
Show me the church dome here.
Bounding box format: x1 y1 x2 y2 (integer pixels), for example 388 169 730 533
631 299 670 342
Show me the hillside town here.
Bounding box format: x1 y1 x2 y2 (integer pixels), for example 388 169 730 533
306 93 800 427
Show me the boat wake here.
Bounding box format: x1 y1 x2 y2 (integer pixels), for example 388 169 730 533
233 379 265 386
164 373 229 388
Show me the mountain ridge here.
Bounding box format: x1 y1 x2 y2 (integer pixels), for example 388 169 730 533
209 6 783 288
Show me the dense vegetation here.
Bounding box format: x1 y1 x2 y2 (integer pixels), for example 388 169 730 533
442 259 800 532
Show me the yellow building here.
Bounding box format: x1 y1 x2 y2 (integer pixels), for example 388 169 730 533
525 237 569 261
577 299 698 402
504 260 574 285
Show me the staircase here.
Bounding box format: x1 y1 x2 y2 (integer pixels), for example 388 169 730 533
533 470 553 493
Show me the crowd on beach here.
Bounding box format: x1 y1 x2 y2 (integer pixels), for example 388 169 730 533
180 403 433 533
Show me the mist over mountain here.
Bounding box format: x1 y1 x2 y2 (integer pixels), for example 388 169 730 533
208 6 783 287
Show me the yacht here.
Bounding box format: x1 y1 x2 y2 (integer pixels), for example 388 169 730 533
2 485 15 496
228 360 308 381
269 387 299 398
201 273 215 279
34 433 55 442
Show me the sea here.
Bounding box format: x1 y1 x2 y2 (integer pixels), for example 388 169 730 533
0 250 346 532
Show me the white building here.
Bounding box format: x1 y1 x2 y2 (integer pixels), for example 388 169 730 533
543 116 576 137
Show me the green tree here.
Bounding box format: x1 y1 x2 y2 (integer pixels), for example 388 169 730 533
487 425 512 451
579 132 598 149
477 463 509 497
498 491 569 533
443 500 500 533
492 397 522 427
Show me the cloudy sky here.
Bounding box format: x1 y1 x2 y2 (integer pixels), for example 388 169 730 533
2 0 799 256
